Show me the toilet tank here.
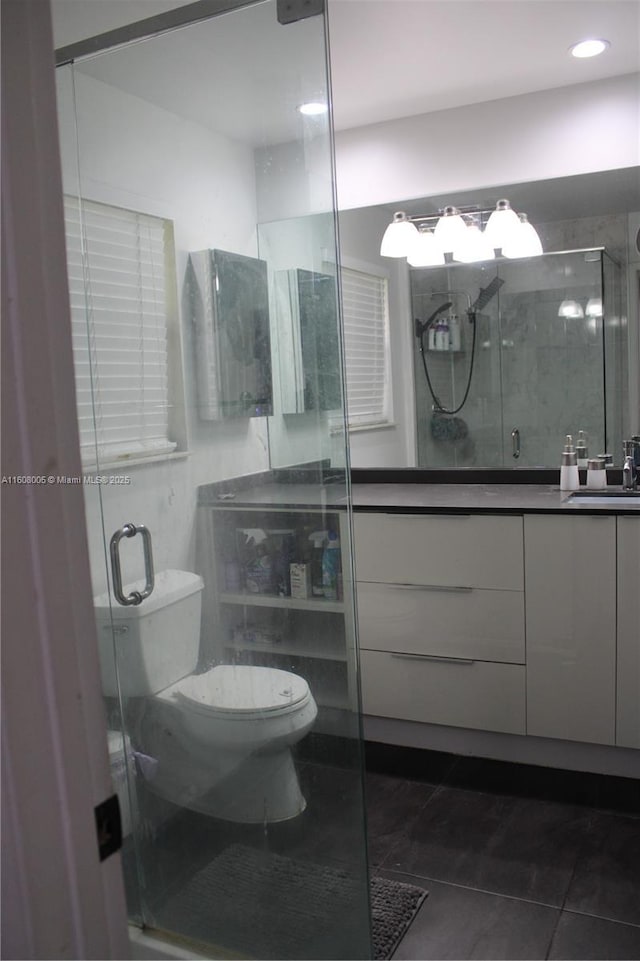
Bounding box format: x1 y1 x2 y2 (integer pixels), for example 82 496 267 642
95 569 204 697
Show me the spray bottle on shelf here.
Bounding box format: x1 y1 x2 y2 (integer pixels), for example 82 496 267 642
560 434 580 491
308 531 327 597
322 531 342 601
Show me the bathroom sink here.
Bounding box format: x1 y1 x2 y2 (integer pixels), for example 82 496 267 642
568 491 640 505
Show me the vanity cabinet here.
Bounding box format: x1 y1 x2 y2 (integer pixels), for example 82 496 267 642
524 515 616 746
617 515 640 749
354 513 526 735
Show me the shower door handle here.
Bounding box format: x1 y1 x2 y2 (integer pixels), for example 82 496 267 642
109 523 155 606
511 428 520 460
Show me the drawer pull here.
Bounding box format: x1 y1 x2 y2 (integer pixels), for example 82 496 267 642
391 652 476 665
388 583 473 594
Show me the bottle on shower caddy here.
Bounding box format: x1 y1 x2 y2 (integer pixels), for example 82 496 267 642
434 315 450 351
560 434 580 491
448 313 461 352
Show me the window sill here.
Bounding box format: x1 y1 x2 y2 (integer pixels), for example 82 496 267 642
82 450 190 474
330 421 396 436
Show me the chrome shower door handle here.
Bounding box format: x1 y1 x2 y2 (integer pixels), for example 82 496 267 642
109 523 155 606
511 427 520 460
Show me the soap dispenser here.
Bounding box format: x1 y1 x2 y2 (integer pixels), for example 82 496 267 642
560 434 580 491
576 430 589 469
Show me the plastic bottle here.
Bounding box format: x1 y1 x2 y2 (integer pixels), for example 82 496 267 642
321 531 341 601
435 316 450 351
308 531 327 597
427 323 437 351
576 430 589 468
560 434 580 491
449 313 461 352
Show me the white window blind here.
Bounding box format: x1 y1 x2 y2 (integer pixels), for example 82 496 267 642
64 196 176 466
341 265 390 427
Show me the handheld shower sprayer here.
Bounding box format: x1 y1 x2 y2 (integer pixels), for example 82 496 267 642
415 275 504 416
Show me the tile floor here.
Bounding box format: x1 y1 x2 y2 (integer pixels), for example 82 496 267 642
124 738 640 960
365 744 640 960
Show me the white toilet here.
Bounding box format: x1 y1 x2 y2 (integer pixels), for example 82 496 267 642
95 570 317 823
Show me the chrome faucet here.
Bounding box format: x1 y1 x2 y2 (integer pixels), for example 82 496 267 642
622 439 639 490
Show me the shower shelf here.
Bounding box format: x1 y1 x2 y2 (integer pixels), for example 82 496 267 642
219 590 344 613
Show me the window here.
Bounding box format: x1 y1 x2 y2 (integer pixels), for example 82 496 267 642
64 196 178 467
341 264 391 428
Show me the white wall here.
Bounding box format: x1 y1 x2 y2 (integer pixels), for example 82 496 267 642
56 69 269 591
335 73 640 210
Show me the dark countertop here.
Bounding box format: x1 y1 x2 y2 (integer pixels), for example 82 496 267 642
198 479 640 515
352 483 640 515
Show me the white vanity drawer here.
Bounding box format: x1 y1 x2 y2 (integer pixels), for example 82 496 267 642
354 513 523 590
361 649 526 735
357 581 525 664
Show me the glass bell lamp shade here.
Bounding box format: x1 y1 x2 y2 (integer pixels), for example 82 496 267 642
586 297 603 318
433 206 467 253
407 229 445 267
502 213 543 259
483 199 522 251
453 224 495 263
380 211 419 257
558 299 585 319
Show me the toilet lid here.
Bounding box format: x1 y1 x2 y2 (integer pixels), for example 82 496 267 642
171 665 311 718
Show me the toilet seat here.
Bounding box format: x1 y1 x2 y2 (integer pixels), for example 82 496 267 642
164 664 312 720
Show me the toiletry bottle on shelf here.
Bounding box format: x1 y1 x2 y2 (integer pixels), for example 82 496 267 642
560 434 580 491
427 322 437 351
435 315 450 351
309 531 327 597
449 313 461 352
321 531 341 601
576 430 589 469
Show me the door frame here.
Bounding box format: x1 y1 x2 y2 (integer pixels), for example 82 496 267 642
1 2 130 957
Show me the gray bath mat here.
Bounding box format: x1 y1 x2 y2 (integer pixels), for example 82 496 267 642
157 843 427 959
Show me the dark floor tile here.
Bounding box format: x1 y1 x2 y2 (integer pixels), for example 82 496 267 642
387 786 589 906
376 871 559 960
365 772 436 866
548 911 640 960
565 811 640 926
365 741 458 784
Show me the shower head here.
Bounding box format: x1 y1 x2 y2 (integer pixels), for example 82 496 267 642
471 276 504 313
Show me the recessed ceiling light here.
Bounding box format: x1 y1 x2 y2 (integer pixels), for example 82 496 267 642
298 101 328 116
570 39 610 59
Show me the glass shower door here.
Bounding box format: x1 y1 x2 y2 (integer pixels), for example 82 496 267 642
498 252 607 467
55 2 371 957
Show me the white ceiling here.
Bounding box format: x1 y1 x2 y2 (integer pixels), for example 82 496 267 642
51 0 640 143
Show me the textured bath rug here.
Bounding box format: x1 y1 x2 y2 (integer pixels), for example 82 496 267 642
157 843 427 959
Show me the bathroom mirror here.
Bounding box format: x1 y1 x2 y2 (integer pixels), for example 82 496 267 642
337 167 639 471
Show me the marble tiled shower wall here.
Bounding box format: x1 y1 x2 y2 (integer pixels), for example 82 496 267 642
412 214 629 468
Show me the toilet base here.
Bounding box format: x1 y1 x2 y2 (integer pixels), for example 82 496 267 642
201 747 307 823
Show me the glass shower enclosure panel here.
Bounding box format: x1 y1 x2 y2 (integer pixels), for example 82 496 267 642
55 3 371 958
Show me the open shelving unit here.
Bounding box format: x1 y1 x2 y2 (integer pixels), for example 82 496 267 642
196 492 357 734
